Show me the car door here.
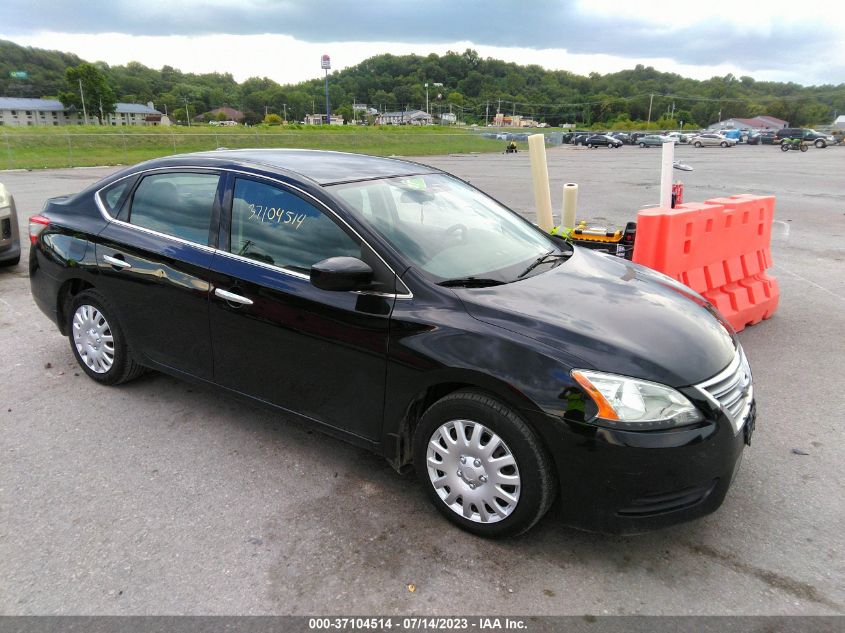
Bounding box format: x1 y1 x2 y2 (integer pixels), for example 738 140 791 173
95 169 222 379
207 174 396 441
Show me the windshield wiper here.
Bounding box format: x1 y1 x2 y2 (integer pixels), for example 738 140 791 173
517 250 570 279
437 277 508 288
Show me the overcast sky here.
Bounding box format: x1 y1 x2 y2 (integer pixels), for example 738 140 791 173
2 0 844 87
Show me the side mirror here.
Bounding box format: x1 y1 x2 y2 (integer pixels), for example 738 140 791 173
310 257 373 292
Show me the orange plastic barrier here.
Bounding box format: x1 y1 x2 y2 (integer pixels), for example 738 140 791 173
632 194 779 332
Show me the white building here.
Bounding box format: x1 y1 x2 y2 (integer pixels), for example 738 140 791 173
304 113 344 125
377 109 433 125
833 115 845 130
0 97 79 126
104 102 163 126
0 97 162 126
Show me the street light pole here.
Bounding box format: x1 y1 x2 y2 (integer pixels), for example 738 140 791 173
425 83 429 114
321 54 332 125
78 78 88 125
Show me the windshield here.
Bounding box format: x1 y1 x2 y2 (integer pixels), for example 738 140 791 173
330 174 563 283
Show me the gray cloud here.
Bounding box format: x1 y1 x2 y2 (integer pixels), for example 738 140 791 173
2 0 842 81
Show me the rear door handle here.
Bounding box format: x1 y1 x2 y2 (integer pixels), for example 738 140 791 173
103 254 131 269
214 287 254 306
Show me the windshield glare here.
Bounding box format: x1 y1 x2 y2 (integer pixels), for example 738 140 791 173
330 174 558 282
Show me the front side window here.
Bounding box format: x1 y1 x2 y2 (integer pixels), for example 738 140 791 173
230 178 360 272
129 172 219 244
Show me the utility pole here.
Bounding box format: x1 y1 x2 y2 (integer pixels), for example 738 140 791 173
282 103 287 123
497 98 501 114
78 78 88 125
485 100 489 126
98 98 104 126
183 96 191 126
646 93 654 128
425 83 429 114
264 105 269 118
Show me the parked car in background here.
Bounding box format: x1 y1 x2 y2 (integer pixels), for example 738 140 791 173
609 132 631 144
666 132 690 144
28 148 755 537
637 134 674 147
773 128 834 148
690 134 737 148
0 182 21 267
585 134 622 148
747 131 777 145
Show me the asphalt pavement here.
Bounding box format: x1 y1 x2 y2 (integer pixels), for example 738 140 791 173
0 143 843 615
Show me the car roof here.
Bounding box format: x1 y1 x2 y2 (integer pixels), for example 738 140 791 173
171 148 439 185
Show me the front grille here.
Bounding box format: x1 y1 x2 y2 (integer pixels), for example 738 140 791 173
696 348 753 433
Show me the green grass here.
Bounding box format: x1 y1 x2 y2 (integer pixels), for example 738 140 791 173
0 125 526 170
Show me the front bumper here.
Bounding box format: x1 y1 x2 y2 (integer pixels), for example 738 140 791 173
530 397 753 535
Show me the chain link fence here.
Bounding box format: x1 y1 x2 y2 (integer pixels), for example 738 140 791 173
1 130 512 170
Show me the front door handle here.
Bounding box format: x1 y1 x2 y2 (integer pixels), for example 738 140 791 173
103 254 131 269
214 287 254 306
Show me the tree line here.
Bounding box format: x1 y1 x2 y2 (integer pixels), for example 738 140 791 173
1 39 843 128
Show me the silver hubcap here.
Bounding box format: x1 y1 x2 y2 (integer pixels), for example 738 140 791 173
72 304 115 374
426 419 521 524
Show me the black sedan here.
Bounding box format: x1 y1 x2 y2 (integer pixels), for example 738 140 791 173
584 134 623 148
29 150 754 536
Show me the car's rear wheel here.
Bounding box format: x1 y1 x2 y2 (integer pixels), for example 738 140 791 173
814 139 825 148
720 141 728 147
414 390 556 537
68 290 145 385
639 142 646 148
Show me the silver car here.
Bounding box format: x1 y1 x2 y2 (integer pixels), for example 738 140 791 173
690 134 737 148
0 183 21 267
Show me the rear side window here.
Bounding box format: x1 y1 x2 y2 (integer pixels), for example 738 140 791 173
129 172 219 245
229 178 360 272
100 179 132 217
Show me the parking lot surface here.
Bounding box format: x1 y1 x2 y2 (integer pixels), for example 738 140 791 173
1 144 843 615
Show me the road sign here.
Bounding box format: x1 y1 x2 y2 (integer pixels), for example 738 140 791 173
321 55 331 70
9 71 29 79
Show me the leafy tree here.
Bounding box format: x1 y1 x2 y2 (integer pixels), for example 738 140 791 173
60 63 116 124
263 113 282 125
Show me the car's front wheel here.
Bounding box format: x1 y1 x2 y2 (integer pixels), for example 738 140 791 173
414 390 556 537
694 141 702 148
814 139 826 148
68 290 145 385
639 142 646 148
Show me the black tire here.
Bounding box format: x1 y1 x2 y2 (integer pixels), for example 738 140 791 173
694 141 702 148
67 289 146 385
814 139 825 148
781 143 790 152
720 141 728 147
800 143 808 152
413 389 556 537
639 142 646 148
0 254 20 267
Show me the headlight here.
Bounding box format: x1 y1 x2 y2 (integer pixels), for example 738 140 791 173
571 370 704 430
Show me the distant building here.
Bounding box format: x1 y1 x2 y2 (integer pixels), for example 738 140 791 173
105 102 163 126
0 97 163 126
833 115 845 130
0 97 79 126
377 109 433 125
707 115 788 131
304 113 343 125
440 112 457 124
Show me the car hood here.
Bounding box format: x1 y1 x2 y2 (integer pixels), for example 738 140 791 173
455 247 736 387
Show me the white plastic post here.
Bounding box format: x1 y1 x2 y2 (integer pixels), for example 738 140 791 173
528 134 554 232
660 141 674 209
562 183 578 229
